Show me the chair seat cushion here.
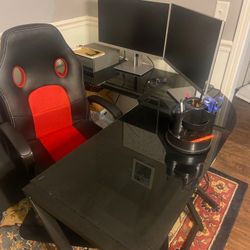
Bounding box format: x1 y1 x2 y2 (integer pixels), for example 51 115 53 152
29 120 101 172
39 126 86 161
28 85 101 163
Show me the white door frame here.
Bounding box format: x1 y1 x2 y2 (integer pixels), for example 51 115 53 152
221 0 250 100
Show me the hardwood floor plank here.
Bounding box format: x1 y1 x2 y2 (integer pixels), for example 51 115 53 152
214 97 250 249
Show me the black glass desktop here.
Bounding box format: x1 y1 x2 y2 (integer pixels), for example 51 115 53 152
23 95 235 250
98 0 169 76
164 4 223 94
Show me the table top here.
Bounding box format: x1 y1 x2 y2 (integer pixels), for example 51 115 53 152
24 85 235 250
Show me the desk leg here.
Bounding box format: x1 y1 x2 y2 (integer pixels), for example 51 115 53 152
181 200 204 250
29 198 73 250
196 187 219 210
160 236 169 250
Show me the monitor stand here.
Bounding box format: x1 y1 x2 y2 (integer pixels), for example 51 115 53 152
114 53 153 76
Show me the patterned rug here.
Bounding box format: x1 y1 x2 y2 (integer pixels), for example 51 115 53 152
0 168 247 250
169 168 247 250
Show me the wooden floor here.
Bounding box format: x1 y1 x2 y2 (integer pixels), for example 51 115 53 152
213 97 250 250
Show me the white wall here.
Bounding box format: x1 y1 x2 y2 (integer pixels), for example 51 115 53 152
0 0 242 42
223 0 244 41
234 25 250 88
0 0 245 99
219 0 250 99
0 0 89 33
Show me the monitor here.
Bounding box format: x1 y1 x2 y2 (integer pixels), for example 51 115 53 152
164 4 223 93
98 0 169 75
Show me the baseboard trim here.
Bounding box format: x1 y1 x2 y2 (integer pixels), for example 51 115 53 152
52 16 97 29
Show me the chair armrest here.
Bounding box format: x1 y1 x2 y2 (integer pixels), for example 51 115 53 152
0 122 35 169
88 95 123 119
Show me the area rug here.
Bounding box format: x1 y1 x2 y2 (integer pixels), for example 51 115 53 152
0 168 247 250
169 168 247 250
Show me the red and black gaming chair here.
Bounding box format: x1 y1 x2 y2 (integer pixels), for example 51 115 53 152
0 23 122 179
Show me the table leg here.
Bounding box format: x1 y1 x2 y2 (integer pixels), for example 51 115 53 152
180 200 204 250
29 198 73 250
196 187 219 210
160 236 169 250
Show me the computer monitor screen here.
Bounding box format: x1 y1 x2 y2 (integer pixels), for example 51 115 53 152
98 0 169 57
164 4 223 92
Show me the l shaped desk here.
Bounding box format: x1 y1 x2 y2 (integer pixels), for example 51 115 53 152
23 68 235 250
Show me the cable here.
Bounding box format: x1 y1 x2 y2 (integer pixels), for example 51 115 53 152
216 50 231 95
155 98 160 134
114 73 126 104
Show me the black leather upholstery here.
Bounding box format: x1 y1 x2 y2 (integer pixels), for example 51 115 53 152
0 24 89 141
0 122 35 169
0 23 123 245
0 23 105 174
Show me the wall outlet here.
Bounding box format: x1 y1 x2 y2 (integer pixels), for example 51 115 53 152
215 1 230 21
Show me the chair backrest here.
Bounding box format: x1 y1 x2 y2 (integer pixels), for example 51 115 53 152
0 23 89 140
